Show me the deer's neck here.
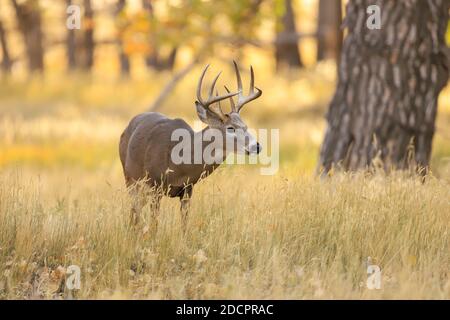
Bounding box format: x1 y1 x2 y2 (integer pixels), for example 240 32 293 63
189 126 229 181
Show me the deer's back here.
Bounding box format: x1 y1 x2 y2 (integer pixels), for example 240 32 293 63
119 112 192 187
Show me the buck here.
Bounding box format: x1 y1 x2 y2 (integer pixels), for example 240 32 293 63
119 61 262 229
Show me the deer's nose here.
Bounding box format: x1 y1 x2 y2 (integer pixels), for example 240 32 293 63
245 142 261 155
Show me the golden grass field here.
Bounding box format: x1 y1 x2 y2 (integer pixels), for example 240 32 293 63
0 60 449 299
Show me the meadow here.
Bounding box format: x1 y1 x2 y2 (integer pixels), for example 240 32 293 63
0 59 449 299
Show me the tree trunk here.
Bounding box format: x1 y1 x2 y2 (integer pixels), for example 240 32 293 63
115 0 130 77
66 0 77 70
317 0 342 62
142 0 157 68
319 0 450 175
142 0 177 71
80 0 95 70
0 19 12 74
11 0 44 73
275 0 303 72
164 47 177 71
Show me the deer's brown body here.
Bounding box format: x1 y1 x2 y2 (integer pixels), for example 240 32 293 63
119 112 220 198
120 62 262 228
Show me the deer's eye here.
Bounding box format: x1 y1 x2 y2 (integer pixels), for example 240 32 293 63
226 126 235 133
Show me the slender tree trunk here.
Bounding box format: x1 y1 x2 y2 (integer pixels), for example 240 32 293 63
233 0 264 61
11 0 44 73
164 47 177 71
142 0 177 71
142 0 160 70
0 19 12 74
115 0 130 77
80 0 94 71
319 0 450 175
275 0 303 72
142 0 157 68
66 0 77 70
317 0 342 62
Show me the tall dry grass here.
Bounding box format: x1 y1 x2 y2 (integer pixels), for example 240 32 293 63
0 168 449 299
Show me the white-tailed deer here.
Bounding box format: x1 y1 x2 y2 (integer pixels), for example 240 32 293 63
119 61 262 229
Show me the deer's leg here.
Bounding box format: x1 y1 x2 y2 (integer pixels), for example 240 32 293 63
180 197 190 231
148 193 162 233
179 185 193 233
129 183 148 226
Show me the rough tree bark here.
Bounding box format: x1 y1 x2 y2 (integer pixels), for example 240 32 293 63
317 0 342 62
275 0 303 72
0 19 12 74
319 0 450 174
11 0 44 73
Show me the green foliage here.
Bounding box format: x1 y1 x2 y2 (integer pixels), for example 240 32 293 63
116 0 269 56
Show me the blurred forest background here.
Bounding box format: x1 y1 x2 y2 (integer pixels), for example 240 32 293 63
0 0 340 173
0 0 448 176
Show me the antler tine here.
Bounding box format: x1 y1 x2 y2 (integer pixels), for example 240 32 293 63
237 85 262 112
209 89 227 121
224 85 236 112
196 64 210 106
207 89 239 106
209 72 222 99
233 60 243 93
196 64 239 121
249 65 255 93
215 90 222 110
249 65 262 97
231 62 263 113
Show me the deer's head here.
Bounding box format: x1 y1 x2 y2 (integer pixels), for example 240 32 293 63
195 61 262 155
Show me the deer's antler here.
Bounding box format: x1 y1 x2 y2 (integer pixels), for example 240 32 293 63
197 64 239 121
225 61 262 113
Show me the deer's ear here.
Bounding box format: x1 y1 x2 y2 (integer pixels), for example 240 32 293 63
195 101 223 126
195 101 208 122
